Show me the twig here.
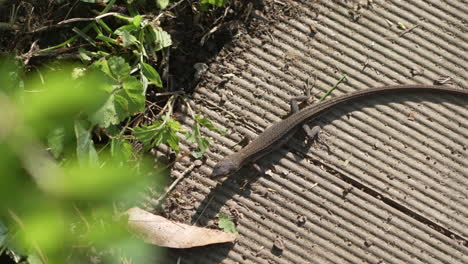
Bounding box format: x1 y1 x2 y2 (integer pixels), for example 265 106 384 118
151 159 202 208
26 23 70 34
193 195 215 225
399 24 420 37
385 24 421 41
23 40 39 65
155 91 185 97
64 0 81 21
200 6 230 46
319 74 347 101
147 94 178 131
0 22 20 31
57 12 121 25
166 0 186 11
200 25 220 46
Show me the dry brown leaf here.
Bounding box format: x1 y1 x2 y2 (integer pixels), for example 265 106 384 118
125 207 237 248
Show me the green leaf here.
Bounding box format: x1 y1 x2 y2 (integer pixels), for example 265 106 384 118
185 122 211 158
152 27 172 51
115 24 139 36
74 120 99 166
22 66 108 137
218 213 238 234
111 138 133 160
121 76 145 113
119 29 137 48
197 3 210 12
144 25 156 43
155 0 170 9
141 62 162 87
201 0 227 7
73 26 97 47
92 58 113 78
134 117 183 152
27 254 43 264
56 160 147 200
78 48 93 62
90 93 121 128
185 114 226 158
133 15 142 27
108 56 131 80
96 18 113 34
195 115 227 134
113 93 130 120
91 79 144 128
166 117 183 132
91 57 146 126
166 129 180 152
48 127 66 159
106 124 120 137
192 137 209 158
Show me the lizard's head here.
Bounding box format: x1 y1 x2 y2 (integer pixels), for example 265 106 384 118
211 159 238 178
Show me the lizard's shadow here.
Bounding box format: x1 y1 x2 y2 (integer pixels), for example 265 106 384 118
190 165 263 225
190 130 314 226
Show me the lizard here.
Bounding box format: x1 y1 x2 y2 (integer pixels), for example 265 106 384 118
211 84 468 178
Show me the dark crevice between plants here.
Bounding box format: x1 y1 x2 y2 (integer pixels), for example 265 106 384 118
149 0 267 95
0 252 15 264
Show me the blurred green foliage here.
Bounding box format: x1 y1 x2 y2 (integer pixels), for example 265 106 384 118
0 1 231 261
0 56 164 264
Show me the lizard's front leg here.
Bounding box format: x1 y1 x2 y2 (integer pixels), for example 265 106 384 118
290 88 321 139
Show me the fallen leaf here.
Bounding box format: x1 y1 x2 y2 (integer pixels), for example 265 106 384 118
125 207 237 248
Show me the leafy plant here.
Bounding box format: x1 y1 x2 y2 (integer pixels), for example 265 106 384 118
185 114 227 158
90 56 146 128
135 116 184 152
1 0 232 262
134 96 227 158
77 13 170 91
218 213 238 234
0 57 161 263
35 0 228 162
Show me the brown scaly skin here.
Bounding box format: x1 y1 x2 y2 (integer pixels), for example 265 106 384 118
211 84 468 178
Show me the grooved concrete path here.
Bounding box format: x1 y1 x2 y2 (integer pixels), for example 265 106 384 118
160 1 468 263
